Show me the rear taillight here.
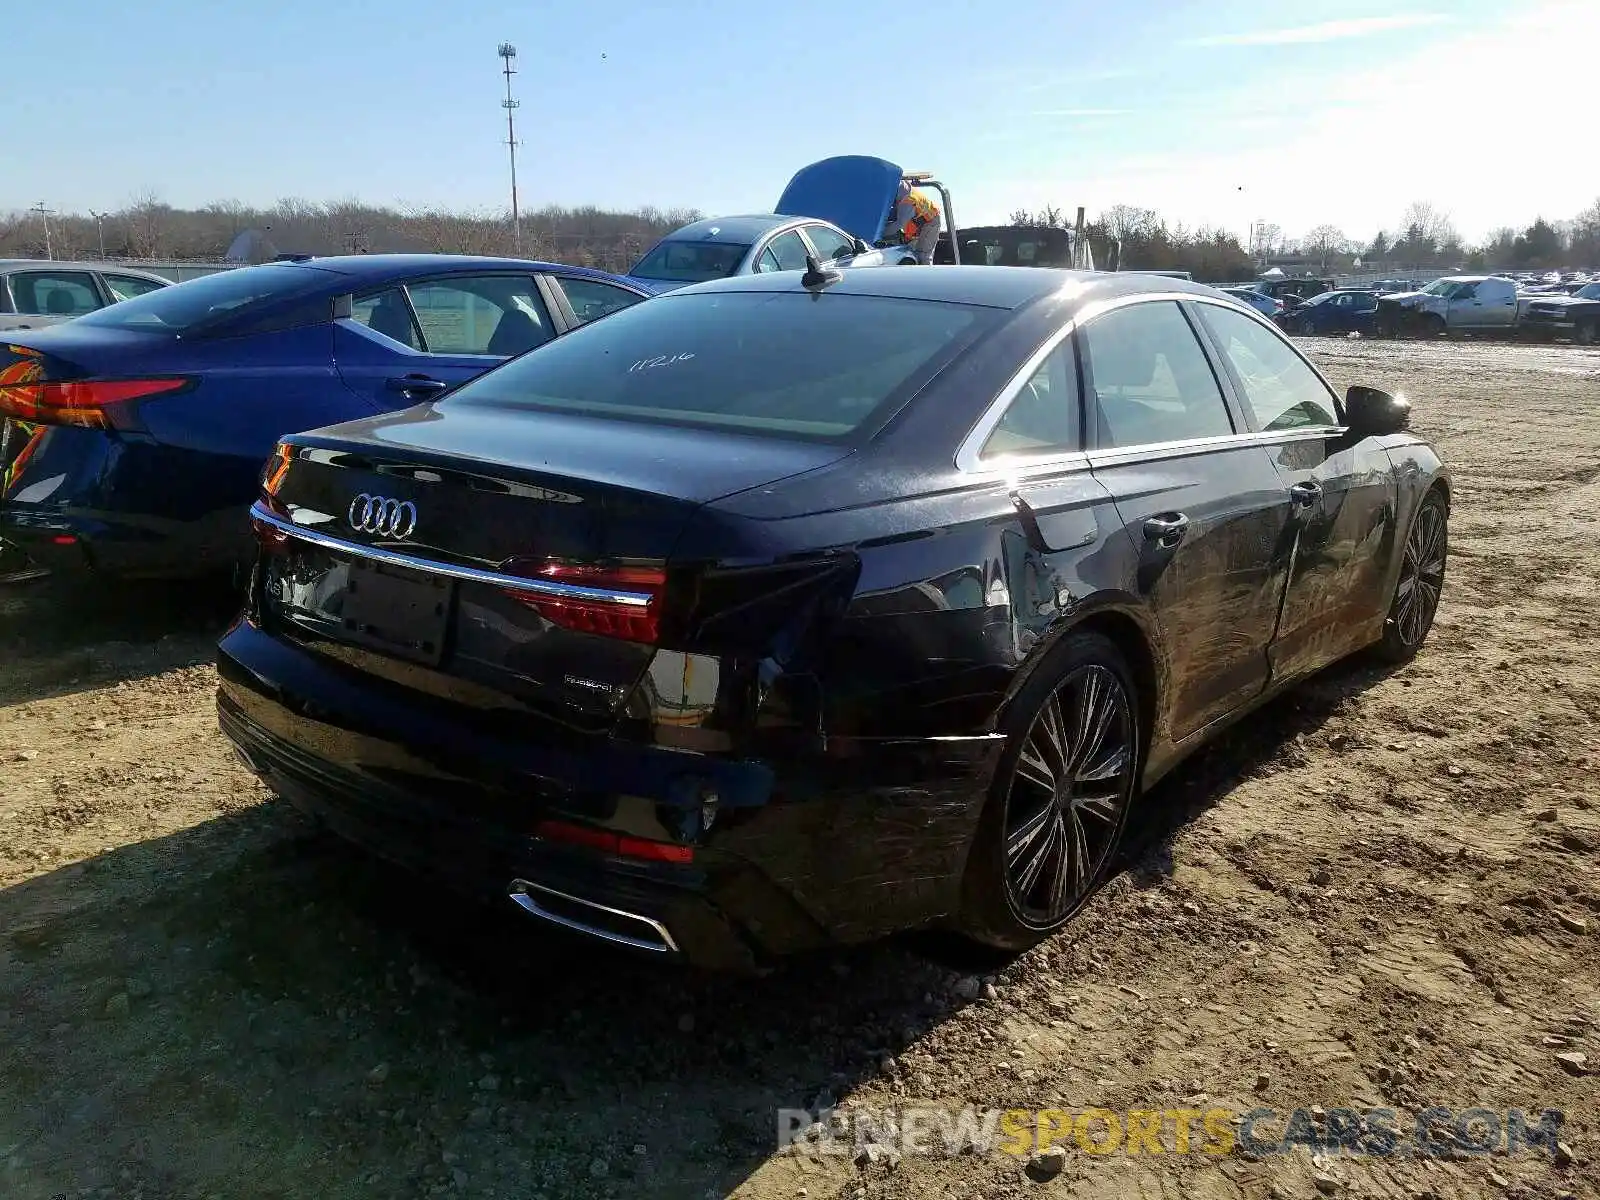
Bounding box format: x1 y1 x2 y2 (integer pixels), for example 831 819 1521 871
251 492 293 556
0 377 190 430
503 561 666 644
250 445 297 556
534 818 694 863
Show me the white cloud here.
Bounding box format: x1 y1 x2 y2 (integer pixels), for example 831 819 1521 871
1192 14 1452 47
964 0 1600 242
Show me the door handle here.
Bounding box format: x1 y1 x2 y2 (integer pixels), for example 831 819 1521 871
1142 512 1190 547
386 375 448 395
1290 481 1322 508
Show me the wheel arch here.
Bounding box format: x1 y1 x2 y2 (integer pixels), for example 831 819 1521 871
997 599 1165 757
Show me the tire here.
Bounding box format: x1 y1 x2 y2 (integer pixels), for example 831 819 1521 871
955 631 1141 952
1294 317 1315 336
1423 314 1446 337
1575 320 1597 347
1374 490 1448 663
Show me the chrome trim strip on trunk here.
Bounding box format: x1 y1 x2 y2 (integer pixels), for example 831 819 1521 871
506 879 680 953
249 502 654 608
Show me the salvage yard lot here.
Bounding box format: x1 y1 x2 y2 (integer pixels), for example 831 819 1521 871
2 338 1597 1200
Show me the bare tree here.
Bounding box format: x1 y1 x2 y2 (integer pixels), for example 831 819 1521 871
1301 224 1349 271
121 189 170 258
1008 204 1067 228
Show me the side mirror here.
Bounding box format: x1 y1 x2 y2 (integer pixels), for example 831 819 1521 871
850 237 870 256
1344 385 1410 437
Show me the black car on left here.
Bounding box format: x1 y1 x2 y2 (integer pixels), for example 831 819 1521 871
218 266 1448 972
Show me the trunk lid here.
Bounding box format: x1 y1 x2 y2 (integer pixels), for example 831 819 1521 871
258 404 851 724
775 155 905 245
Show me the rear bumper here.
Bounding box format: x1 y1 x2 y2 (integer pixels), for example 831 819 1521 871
1 424 254 580
0 506 246 580
217 618 1003 968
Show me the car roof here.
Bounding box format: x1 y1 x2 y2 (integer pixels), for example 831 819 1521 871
666 265 1230 312
656 214 805 242
244 254 633 285
0 259 170 279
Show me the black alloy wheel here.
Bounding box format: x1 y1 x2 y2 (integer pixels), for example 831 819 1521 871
958 632 1140 951
1376 491 1447 662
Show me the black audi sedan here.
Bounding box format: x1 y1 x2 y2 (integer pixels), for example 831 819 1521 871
217 265 1448 971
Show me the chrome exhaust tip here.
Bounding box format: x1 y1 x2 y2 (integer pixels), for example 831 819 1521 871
506 879 678 954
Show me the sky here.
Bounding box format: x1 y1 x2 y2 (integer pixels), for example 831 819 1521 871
4 0 1596 246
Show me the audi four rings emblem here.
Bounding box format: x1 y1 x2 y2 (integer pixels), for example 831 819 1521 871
348 494 418 539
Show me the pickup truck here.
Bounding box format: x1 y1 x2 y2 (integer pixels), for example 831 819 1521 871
1519 280 1600 344
1375 275 1520 336
1377 275 1600 342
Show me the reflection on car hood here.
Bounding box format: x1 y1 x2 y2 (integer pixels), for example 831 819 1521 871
1379 290 1430 306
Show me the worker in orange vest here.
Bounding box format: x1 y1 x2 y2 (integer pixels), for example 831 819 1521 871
888 180 941 265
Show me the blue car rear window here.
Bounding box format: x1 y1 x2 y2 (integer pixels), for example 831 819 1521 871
74 263 341 334
442 290 997 442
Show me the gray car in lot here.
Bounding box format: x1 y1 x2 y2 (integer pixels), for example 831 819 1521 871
0 260 171 332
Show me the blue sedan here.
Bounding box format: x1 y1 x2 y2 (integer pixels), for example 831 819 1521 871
1282 288 1379 336
0 254 650 581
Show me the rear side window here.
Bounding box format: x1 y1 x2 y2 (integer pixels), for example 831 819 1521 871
555 277 644 326
443 291 996 442
982 340 1079 459
10 271 102 317
73 263 340 333
353 288 423 349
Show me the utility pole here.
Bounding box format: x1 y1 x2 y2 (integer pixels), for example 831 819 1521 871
88 210 108 258
30 202 56 260
498 43 522 253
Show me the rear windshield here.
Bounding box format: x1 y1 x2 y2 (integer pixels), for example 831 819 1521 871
630 241 751 284
73 262 340 334
443 290 997 442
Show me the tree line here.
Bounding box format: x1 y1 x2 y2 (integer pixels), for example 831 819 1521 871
1011 197 1600 279
0 193 702 274
4 192 1598 280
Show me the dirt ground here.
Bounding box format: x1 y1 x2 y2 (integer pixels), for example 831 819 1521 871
1 338 1597 1200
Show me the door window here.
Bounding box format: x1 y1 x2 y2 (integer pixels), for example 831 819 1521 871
981 340 1080 458
9 271 102 317
102 274 168 303
555 276 644 326
1193 303 1339 431
405 276 552 356
352 287 423 349
801 224 857 262
764 230 812 272
1080 301 1235 448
